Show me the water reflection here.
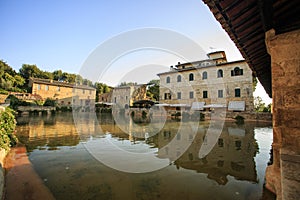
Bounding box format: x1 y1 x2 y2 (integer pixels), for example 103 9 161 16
15 114 273 200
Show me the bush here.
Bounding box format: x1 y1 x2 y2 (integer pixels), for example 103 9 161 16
8 94 33 110
0 107 18 150
43 98 56 107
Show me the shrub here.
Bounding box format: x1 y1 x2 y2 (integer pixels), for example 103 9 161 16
43 98 56 107
0 107 18 150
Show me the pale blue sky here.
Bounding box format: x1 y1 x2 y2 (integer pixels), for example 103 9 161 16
0 0 271 103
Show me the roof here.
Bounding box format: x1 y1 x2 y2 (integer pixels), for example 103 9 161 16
30 78 95 90
203 0 300 98
157 59 246 76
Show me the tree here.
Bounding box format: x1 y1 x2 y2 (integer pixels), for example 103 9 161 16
0 60 25 92
94 82 111 102
146 79 160 101
254 96 271 112
252 75 258 92
19 64 42 79
118 82 137 87
53 70 63 80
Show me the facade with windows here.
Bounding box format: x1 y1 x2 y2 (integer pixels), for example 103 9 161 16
157 51 254 112
29 78 96 108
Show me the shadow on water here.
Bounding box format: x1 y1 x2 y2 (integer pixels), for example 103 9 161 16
14 113 274 200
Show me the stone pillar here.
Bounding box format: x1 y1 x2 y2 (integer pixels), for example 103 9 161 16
265 29 300 200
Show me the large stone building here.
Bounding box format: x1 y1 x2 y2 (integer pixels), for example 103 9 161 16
157 51 254 112
29 78 96 108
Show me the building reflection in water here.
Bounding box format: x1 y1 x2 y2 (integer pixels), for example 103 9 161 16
16 113 263 198
155 122 259 185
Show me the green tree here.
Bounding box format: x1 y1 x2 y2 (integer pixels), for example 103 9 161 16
252 76 258 92
0 60 25 92
254 96 271 112
19 64 42 79
94 82 111 102
146 79 160 101
53 70 63 80
40 71 53 79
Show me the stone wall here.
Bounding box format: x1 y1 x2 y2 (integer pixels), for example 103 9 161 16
265 29 300 200
225 112 272 122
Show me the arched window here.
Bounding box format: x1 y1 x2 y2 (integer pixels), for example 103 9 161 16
189 73 194 81
202 71 207 80
231 67 243 76
166 76 170 83
217 69 223 78
177 75 181 82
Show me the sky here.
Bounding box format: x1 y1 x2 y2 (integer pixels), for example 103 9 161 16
0 0 272 104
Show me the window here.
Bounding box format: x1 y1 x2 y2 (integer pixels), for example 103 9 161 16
166 76 170 83
177 75 181 82
189 73 194 81
126 96 128 100
202 71 207 80
235 88 241 97
217 69 223 78
203 91 208 98
57 86 60 92
189 91 194 99
89 90 92 95
37 84 41 90
235 140 242 150
218 90 223 98
45 85 49 91
218 138 224 147
164 93 171 100
177 92 181 99
114 97 117 103
231 67 243 76
83 89 85 94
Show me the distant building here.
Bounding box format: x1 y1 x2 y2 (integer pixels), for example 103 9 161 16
98 91 113 104
157 51 254 112
112 84 147 109
29 78 96 109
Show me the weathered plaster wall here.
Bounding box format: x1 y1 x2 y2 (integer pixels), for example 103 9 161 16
265 29 300 200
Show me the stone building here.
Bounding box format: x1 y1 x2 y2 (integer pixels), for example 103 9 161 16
112 84 147 109
29 78 96 108
157 51 254 112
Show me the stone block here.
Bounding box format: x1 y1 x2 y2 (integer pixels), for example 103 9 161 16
281 154 300 181
283 88 300 108
273 127 282 144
